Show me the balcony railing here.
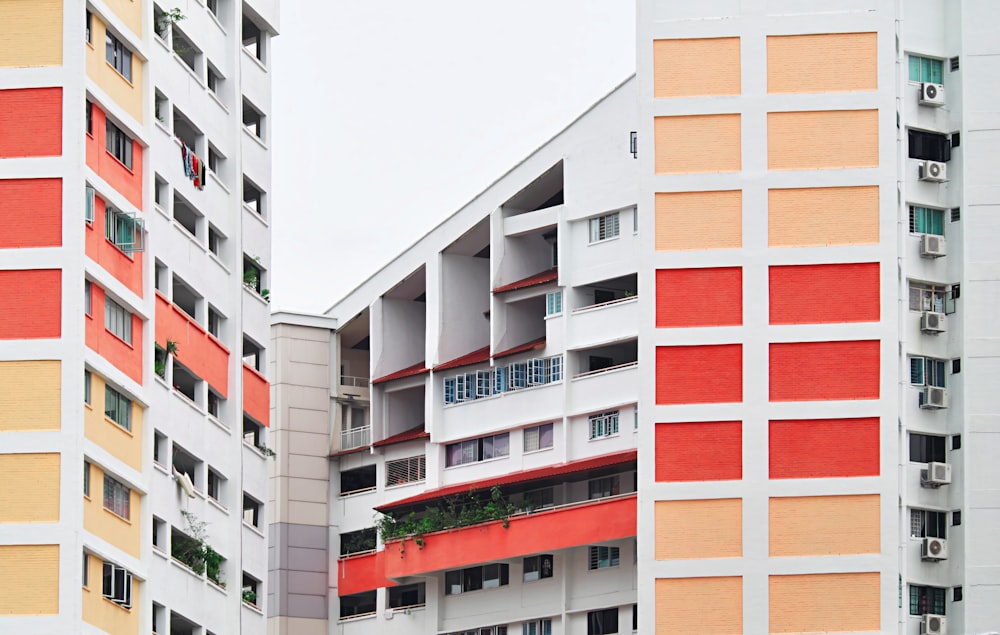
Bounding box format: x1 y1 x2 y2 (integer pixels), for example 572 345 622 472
572 294 638 313
573 360 638 379
340 375 369 388
342 425 371 450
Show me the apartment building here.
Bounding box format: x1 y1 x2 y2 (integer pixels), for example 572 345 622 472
0 1 277 634
270 78 640 635
637 0 1000 633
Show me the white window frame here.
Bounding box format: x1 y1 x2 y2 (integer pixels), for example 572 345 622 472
910 356 947 388
523 423 554 453
589 212 620 243
509 362 527 389
85 186 95 224
454 374 467 402
523 619 552 635
493 366 508 393
102 561 133 608
476 370 493 398
386 455 426 486
105 206 145 254
588 545 620 570
908 281 955 314
104 297 132 344
105 119 133 168
545 290 562 316
105 32 133 81
444 377 457 405
527 358 547 386
103 474 131 520
588 411 620 440
548 356 563 382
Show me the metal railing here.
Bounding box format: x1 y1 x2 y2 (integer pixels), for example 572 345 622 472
572 294 638 313
340 375 370 388
573 360 638 379
341 425 371 450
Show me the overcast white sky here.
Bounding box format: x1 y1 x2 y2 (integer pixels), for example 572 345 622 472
270 1 636 313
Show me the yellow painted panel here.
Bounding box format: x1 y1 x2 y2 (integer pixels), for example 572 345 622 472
770 495 880 557
0 361 60 431
101 0 141 38
655 114 741 174
84 464 140 558
654 38 741 98
768 33 877 93
769 186 879 247
768 110 878 170
0 0 63 67
655 499 742 559
83 553 140 632
770 572 880 633
85 15 143 124
0 545 59 614
656 577 742 634
655 190 742 251
0 453 59 523
85 373 143 472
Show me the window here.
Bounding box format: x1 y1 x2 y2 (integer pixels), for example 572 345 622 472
104 297 132 343
953 510 961 526
444 377 457 404
84 370 92 404
105 32 133 81
339 465 376 495
910 357 947 387
207 64 222 95
589 212 620 243
523 423 554 453
908 282 954 314
952 434 961 450
527 358 547 386
340 590 376 619
549 356 563 382
523 620 552 635
589 475 620 500
104 386 132 433
242 572 260 607
242 98 264 139
103 474 131 520
908 129 951 162
510 362 527 389
386 455 425 486
589 411 620 440
153 431 166 464
524 487 554 510
909 585 946 616
339 528 376 556
445 563 509 595
909 55 943 83
105 206 143 254
910 509 947 538
82 553 89 587
446 433 510 467
954 587 963 602
477 369 493 397
208 306 223 337
388 582 426 609
85 186 95 224
589 546 620 570
632 605 638 631
106 120 133 168
910 433 946 464
242 14 264 62
84 461 91 496
909 206 944 235
86 101 93 135
523 554 553 582
207 469 223 503
102 561 133 608
588 608 619 635
86 11 92 43
153 516 166 551
243 493 261 527
546 291 562 316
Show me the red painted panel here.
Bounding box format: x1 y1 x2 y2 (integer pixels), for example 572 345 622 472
656 345 742 404
770 418 880 479
243 364 269 426
770 263 879 324
0 269 60 339
338 551 396 596
0 88 61 157
656 267 742 327
655 421 742 481
84 195 143 296
770 340 879 402
0 179 62 248
85 283 143 384
155 292 229 397
84 103 142 208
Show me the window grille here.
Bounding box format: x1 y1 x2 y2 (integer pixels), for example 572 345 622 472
103 474 131 520
589 411 620 439
588 546 620 570
386 456 425 486
589 212 620 243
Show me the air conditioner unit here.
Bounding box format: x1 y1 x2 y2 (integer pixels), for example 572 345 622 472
921 386 949 409
920 160 948 183
922 461 952 488
922 613 947 634
922 537 949 561
920 233 947 258
921 311 946 334
920 82 946 107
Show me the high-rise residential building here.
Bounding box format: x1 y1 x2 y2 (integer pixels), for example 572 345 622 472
637 1 1000 634
0 1 277 634
269 78 640 635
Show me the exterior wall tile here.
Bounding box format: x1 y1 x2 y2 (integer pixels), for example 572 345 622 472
656 576 742 634
769 418 880 479
0 268 61 339
657 267 742 327
0 361 60 432
768 186 879 247
655 114 741 174
767 33 877 93
654 37 741 97
769 341 879 402
0 178 62 248
768 110 878 170
0 0 62 67
769 494 880 556
654 499 742 559
769 572 880 633
655 190 742 250
655 421 742 481
656 344 742 404
0 544 59 615
769 263 880 324
0 453 60 522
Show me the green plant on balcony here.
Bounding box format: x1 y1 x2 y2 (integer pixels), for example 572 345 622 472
172 511 224 586
375 485 520 544
155 7 185 38
242 589 257 605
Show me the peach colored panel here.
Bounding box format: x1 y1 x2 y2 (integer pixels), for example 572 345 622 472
768 33 877 93
770 572 880 633
655 190 742 251
657 577 742 634
654 38 741 98
655 499 742 559
768 110 878 170
769 495 880 557
769 186 879 247
655 114 741 174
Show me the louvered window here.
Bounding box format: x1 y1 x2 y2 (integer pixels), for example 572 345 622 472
588 546 620 570
589 212 620 243
386 456 425 486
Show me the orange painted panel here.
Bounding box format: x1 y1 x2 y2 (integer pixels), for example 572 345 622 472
655 190 742 251
769 263 879 324
770 341 878 402
769 572 880 633
243 364 269 426
654 38 741 98
657 268 742 327
84 195 143 296
770 418 880 479
155 293 229 397
85 284 143 384
655 499 742 559
0 88 61 157
655 421 742 482
768 33 877 94
768 110 878 170
770 495 880 556
655 115 741 174
84 104 143 208
656 577 742 634
0 269 60 339
656 345 742 404
0 179 61 248
338 551 396 596
381 495 636 579
769 186 879 247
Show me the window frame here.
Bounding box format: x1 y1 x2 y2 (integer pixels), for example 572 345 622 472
587 607 619 635
84 461 91 497
522 554 554 582
909 356 947 388
103 473 131 520
589 212 621 243
104 384 132 432
908 281 955 314
105 31 133 82
908 54 943 84
444 563 510 595
105 119 134 169
909 584 946 616
102 561 133 608
103 297 133 344
523 423 554 453
588 545 621 570
909 508 947 539
445 433 510 467
910 433 947 464
909 205 945 236
545 290 562 316
589 411 620 440
385 455 426 487
588 475 621 500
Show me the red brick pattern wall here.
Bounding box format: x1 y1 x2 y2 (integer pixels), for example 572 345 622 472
656 345 743 404
657 267 742 327
0 269 61 339
0 178 62 248
0 88 62 157
655 421 742 481
770 340 879 402
769 263 879 324
769 418 880 479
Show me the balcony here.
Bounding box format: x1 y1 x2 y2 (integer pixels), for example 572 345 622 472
568 295 638 349
155 292 229 397
341 425 371 451
242 363 269 426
